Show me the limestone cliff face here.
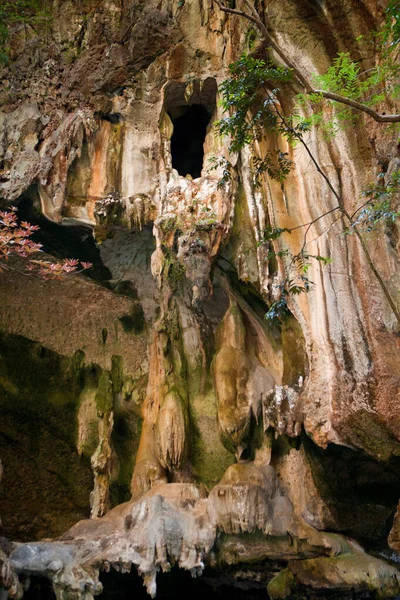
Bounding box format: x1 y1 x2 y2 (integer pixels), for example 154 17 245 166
0 1 399 599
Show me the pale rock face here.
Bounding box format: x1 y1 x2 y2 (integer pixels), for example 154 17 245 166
264 385 302 438
0 0 400 598
213 299 277 459
154 390 188 471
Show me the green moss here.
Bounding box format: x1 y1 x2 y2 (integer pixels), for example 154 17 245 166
160 215 179 233
109 482 131 506
189 395 235 489
267 568 295 599
289 554 400 600
0 333 92 541
110 413 142 507
111 355 124 394
162 248 186 291
95 370 113 414
196 217 219 231
77 398 99 459
120 372 147 414
65 141 91 209
281 316 308 386
272 434 301 459
108 359 145 505
119 303 145 334
250 417 264 456
168 259 186 290
69 349 86 387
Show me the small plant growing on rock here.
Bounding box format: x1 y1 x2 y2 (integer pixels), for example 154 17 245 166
94 192 124 225
160 215 181 234
162 247 186 291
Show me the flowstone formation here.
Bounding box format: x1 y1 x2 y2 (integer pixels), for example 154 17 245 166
5 467 400 600
1 0 400 599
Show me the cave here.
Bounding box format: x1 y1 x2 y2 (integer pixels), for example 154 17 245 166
169 104 211 179
2 2 400 599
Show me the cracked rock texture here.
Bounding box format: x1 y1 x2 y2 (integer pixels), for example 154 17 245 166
0 0 400 599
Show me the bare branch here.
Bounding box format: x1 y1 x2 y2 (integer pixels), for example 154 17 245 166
288 205 342 232
313 90 400 122
349 199 374 221
213 0 261 28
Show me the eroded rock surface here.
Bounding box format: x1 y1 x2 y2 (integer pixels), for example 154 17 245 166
9 466 400 600
0 0 399 598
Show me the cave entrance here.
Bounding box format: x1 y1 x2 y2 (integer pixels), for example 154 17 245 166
169 104 211 179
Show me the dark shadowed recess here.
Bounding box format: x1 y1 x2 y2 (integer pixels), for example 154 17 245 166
169 104 211 178
0 333 94 542
98 567 267 600
23 568 267 600
290 434 400 551
164 78 217 179
22 566 381 600
14 185 111 283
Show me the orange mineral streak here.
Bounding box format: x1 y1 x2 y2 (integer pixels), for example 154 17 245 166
87 123 111 221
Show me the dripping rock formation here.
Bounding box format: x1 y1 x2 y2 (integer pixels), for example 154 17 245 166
0 0 399 599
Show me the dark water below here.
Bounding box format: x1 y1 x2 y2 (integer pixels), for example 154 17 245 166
22 567 389 600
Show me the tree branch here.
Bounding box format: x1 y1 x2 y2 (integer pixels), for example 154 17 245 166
288 205 341 232
212 0 400 123
265 91 400 324
313 90 400 122
213 0 261 28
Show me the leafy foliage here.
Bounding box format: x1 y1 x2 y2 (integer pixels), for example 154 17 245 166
296 2 400 136
216 54 292 154
262 225 332 321
0 207 92 279
207 156 234 188
216 55 337 320
350 169 400 232
375 0 400 58
215 3 400 323
252 151 292 186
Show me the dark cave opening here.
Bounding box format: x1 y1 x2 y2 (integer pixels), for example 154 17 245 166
169 104 211 179
22 576 55 600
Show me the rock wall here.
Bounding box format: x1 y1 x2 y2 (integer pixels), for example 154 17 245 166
0 0 399 598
